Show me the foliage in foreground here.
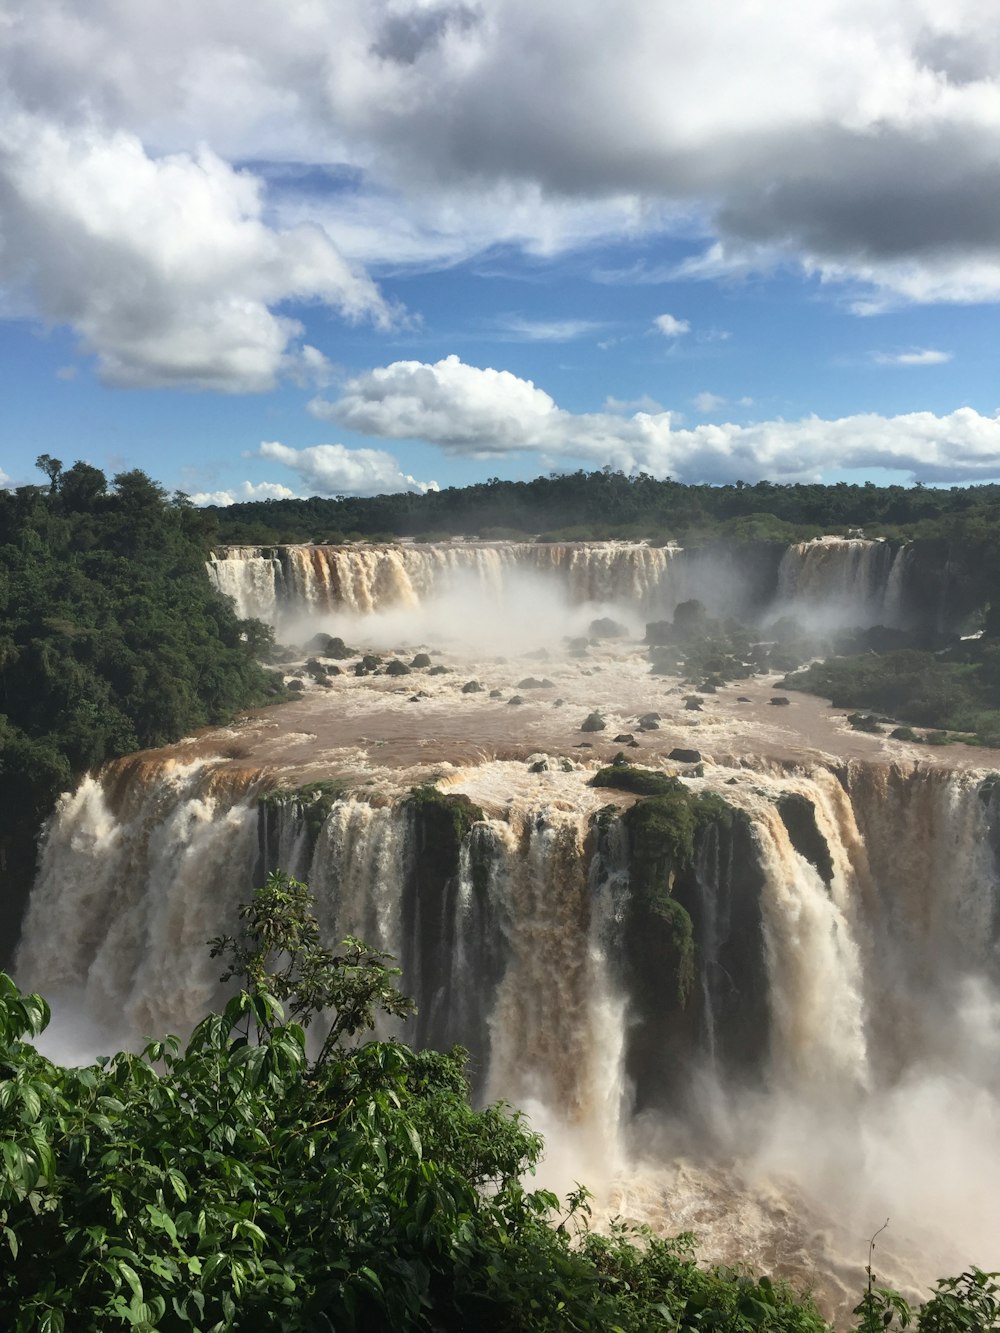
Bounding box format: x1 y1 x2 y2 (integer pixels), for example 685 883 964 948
1 873 997 1331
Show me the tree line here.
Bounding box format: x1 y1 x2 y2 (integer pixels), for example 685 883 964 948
0 459 283 953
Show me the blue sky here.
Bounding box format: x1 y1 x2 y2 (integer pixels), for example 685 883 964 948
3 1 1000 500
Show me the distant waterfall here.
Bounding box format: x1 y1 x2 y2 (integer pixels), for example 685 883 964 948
209 537 922 634
208 541 686 628
775 537 912 628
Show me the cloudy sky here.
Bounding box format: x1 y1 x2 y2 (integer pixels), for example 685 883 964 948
3 0 1000 500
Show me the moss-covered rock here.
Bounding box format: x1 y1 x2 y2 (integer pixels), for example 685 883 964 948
259 779 352 848
591 764 680 797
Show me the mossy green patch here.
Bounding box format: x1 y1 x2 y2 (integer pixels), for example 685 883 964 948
591 764 682 797
406 785 487 892
619 785 734 1008
260 779 352 843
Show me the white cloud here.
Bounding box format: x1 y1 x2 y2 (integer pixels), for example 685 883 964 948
605 393 664 413
310 354 1000 483
55 365 78 381
0 467 11 489
4 0 1000 341
738 395 754 406
495 316 607 342
188 480 300 506
653 313 691 337
255 440 438 495
0 114 393 392
692 391 725 412
310 355 561 455
872 348 953 367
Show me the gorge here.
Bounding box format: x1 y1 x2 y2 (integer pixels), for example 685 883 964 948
13 536 1000 1325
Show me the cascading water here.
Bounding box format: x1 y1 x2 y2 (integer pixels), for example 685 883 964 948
14 747 1000 1321
207 541 708 629
776 537 912 629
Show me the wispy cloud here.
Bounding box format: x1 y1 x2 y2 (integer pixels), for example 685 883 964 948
871 348 953 367
495 315 608 342
692 391 725 412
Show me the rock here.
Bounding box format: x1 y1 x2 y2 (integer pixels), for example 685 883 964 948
326 664 342 676
736 695 751 702
574 742 594 749
552 698 565 707
408 695 421 703
684 697 704 711
508 695 525 706
580 712 606 732
726 777 739 785
287 678 304 691
428 665 450 675
461 680 484 694
613 733 635 743
518 677 547 689
769 696 791 706
489 689 503 698
361 654 382 671
588 616 628 640
566 636 589 657
410 653 432 668
385 660 411 676
637 712 661 726
627 739 641 748
669 748 702 764
305 632 353 659
611 751 629 766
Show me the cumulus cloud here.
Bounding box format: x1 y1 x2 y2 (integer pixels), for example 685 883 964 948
653 314 691 337
6 1 1000 307
255 441 438 495
0 112 392 391
872 348 953 367
310 355 561 455
0 467 12 489
310 354 1000 483
188 480 300 507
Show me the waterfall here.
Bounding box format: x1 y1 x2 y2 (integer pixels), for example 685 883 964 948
775 537 908 628
14 753 1000 1311
207 541 687 628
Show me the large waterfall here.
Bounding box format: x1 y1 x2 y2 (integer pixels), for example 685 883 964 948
12 530 996 1323
16 750 1000 1318
208 537 922 632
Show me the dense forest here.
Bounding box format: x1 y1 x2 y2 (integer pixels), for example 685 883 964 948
205 468 1000 551
0 459 283 949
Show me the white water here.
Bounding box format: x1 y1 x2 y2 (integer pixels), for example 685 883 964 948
776 537 911 629
208 537 918 636
14 751 1000 1320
